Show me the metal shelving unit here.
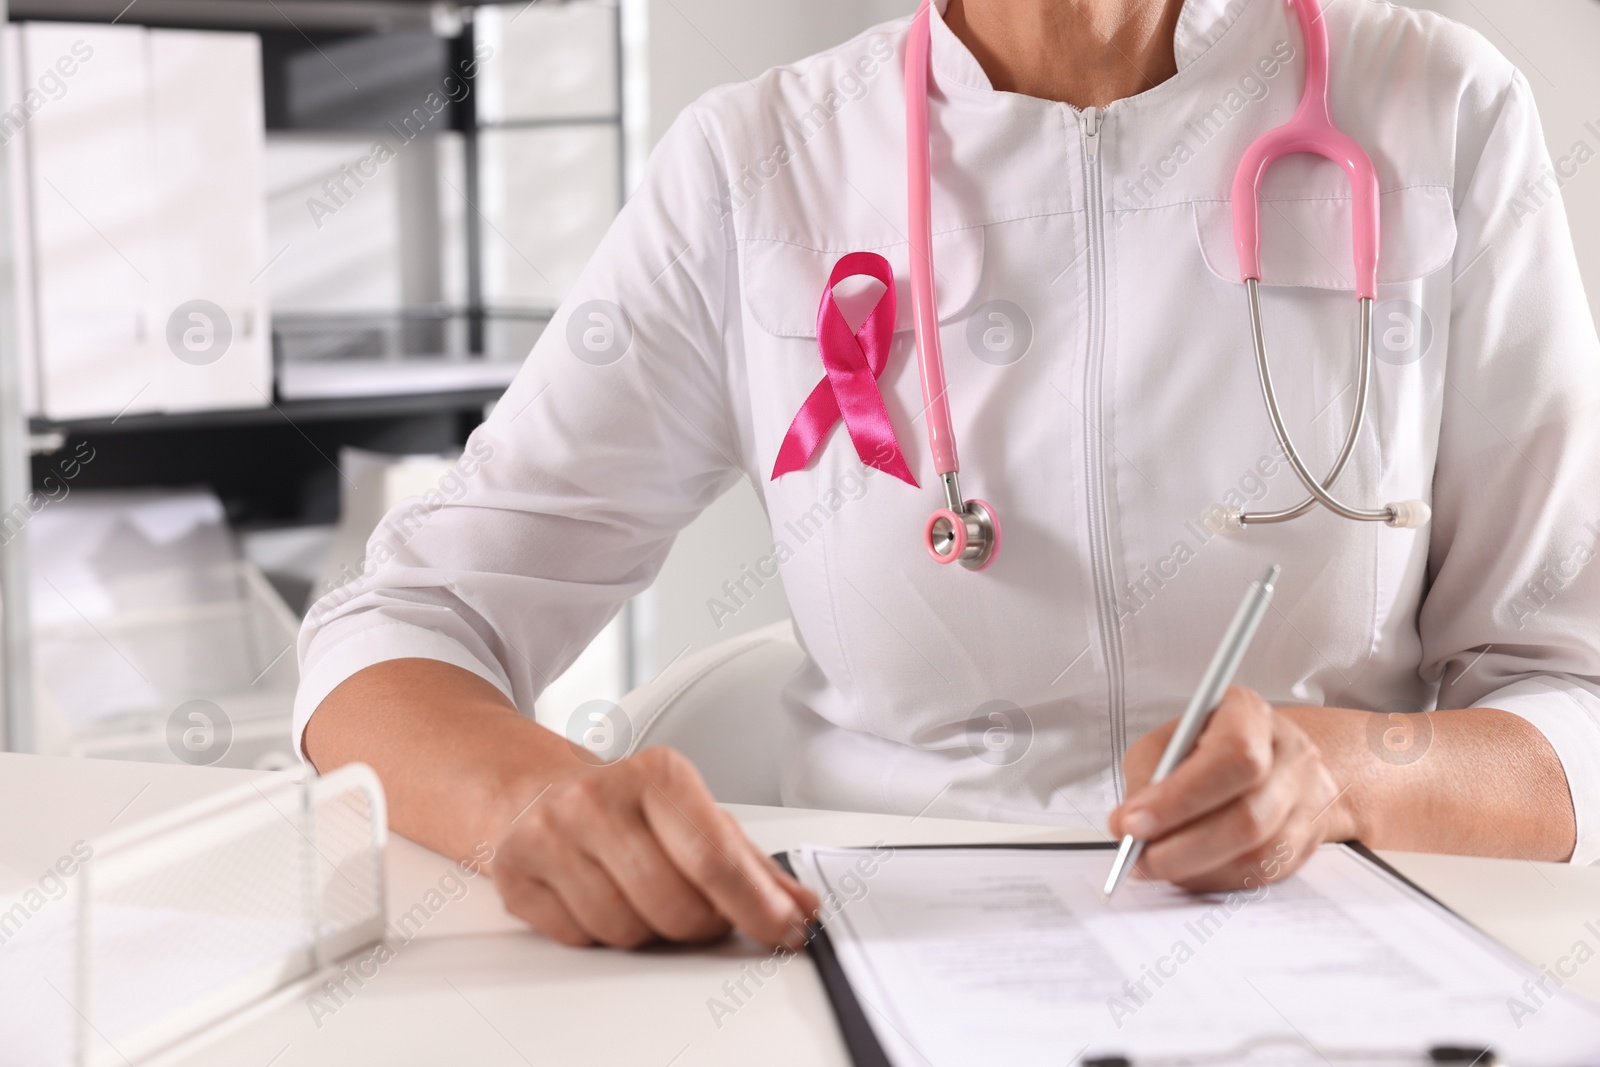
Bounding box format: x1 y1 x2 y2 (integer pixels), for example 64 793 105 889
0 0 635 750
32 388 510 436
0 0 30 750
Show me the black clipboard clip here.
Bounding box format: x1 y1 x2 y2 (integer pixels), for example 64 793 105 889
1083 1045 1496 1066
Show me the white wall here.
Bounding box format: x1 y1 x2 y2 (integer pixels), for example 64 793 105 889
647 0 913 143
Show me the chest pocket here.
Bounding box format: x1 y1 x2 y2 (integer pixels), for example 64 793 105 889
738 225 988 486
739 228 987 338
1187 181 1458 470
1191 183 1457 290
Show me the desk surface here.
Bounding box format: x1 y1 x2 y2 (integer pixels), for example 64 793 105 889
5 753 1598 1067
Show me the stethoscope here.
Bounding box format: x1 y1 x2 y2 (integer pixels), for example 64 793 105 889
904 0 1430 572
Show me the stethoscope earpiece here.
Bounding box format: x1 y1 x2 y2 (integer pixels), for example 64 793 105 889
1216 497 1432 531
1385 500 1432 529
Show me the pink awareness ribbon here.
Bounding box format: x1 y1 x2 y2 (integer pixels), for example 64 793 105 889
770 252 919 487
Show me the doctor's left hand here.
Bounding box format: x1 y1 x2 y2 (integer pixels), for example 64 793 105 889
1108 686 1358 893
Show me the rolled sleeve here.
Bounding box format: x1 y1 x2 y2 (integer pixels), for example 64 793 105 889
292 616 515 758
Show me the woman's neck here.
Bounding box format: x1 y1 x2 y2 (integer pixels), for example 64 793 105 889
944 0 1185 108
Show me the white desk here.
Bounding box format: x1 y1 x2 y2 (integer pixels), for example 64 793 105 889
5 753 1599 1067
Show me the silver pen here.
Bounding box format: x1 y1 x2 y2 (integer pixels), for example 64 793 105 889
1102 564 1282 901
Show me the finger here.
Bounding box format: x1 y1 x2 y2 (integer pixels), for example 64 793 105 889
579 797 733 944
723 809 821 918
755 850 821 918
1121 717 1179 796
494 870 594 948
513 810 658 948
539 841 660 948
646 775 811 949
638 751 810 949
1112 687 1274 840
1136 751 1303 884
771 860 822 916
1170 806 1318 894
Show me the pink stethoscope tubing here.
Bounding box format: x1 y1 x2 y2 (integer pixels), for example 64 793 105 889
906 2 1001 570
1232 0 1379 300
905 0 1428 552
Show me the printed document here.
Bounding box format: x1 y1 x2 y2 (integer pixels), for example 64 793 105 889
788 844 1600 1066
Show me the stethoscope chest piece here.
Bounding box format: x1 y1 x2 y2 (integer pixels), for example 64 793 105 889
925 473 1001 570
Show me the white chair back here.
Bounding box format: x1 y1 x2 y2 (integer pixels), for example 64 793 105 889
621 620 802 805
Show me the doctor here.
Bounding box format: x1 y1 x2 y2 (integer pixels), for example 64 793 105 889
299 0 1600 951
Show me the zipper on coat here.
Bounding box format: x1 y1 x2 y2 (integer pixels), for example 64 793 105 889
1077 105 1128 802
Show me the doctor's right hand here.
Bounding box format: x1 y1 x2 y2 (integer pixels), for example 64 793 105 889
488 745 819 951
1109 686 1356 893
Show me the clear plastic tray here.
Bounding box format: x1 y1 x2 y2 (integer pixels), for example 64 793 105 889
35 561 301 769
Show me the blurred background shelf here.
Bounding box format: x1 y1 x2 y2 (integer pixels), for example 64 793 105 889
9 0 621 511
29 386 506 434
28 388 504 527
0 0 634 754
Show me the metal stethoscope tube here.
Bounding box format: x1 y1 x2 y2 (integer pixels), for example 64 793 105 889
1227 281 1430 530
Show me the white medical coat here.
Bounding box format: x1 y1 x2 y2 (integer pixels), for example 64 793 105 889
296 0 1600 862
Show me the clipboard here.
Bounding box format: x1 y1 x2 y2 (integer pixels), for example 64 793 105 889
774 841 1589 1067
774 843 1131 1067
778 843 1145 1067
